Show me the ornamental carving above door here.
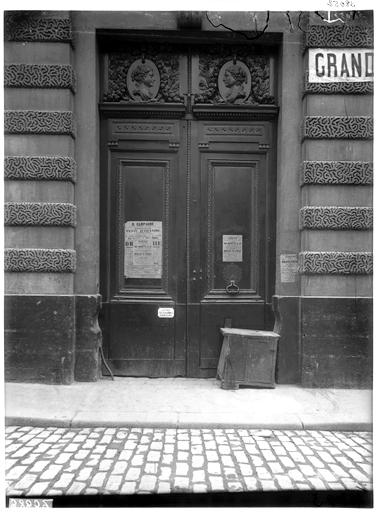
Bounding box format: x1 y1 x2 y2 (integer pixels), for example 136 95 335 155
103 44 184 103
102 43 276 106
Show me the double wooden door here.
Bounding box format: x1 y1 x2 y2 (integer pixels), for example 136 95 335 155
100 115 276 377
100 41 277 377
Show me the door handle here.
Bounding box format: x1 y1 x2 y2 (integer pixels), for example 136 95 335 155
225 280 240 296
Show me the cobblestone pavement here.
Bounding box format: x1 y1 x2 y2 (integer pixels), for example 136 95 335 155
5 427 372 497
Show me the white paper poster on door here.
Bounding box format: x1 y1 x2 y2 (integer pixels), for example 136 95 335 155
124 221 162 278
222 235 243 262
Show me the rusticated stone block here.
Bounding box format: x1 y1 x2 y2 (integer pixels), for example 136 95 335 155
4 295 75 384
5 111 75 137
5 64 76 91
300 207 373 230
4 202 77 227
299 251 373 275
4 156 77 182
302 161 373 185
301 297 372 388
5 249 76 273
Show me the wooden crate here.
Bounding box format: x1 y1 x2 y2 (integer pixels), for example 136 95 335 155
217 328 279 389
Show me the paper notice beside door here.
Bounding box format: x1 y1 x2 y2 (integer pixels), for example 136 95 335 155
280 253 298 283
124 221 162 278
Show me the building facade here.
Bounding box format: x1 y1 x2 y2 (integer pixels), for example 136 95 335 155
4 11 373 387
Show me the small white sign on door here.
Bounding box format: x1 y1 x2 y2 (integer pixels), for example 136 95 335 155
222 235 243 262
158 307 174 318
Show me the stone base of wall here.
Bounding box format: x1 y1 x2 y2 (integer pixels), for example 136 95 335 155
75 295 102 382
301 297 372 388
4 294 101 384
272 296 301 384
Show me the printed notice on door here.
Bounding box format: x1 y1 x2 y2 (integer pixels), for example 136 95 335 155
222 235 243 262
124 221 162 279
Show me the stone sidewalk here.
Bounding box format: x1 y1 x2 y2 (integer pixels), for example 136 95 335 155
6 426 372 500
5 379 373 430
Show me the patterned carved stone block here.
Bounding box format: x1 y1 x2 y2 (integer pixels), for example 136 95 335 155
5 15 72 43
305 25 373 48
4 64 76 91
300 206 373 230
304 80 373 95
4 111 75 137
4 202 77 227
299 251 373 275
4 156 77 182
5 249 76 273
302 161 373 185
304 116 373 139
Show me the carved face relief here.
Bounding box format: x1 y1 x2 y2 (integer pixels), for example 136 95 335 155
127 59 160 102
218 61 251 104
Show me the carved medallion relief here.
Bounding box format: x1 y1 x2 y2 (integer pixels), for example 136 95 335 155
103 44 276 106
126 59 160 101
103 44 183 103
194 46 275 105
218 60 251 104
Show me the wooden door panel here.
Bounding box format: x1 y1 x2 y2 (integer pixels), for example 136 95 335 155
187 120 274 377
107 303 185 377
206 158 262 297
102 118 186 376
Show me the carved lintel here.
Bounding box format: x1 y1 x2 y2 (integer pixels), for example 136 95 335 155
192 105 278 121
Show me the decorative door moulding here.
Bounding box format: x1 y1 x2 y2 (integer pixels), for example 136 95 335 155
102 44 276 108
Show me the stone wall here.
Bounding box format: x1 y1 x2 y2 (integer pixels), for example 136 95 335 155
4 12 101 383
299 16 373 387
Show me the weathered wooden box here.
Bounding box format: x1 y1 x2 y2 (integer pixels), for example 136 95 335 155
217 328 280 389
